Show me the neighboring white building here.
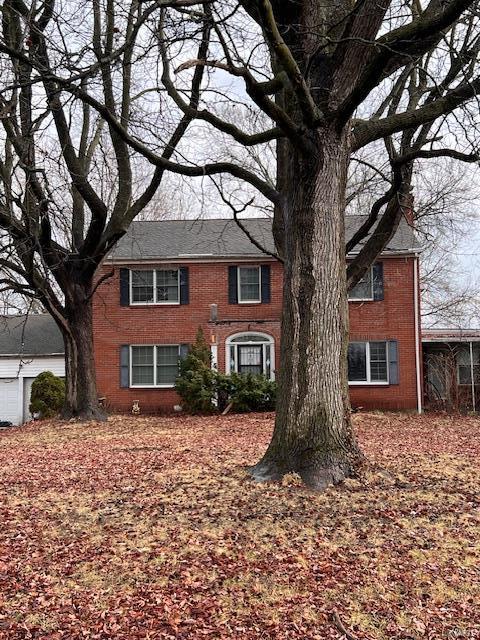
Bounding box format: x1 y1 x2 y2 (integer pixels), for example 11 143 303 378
0 314 65 425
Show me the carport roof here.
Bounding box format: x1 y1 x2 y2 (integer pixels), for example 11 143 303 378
422 328 480 343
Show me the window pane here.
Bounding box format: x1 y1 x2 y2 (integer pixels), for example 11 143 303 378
348 269 372 300
239 267 260 301
131 270 154 303
156 269 179 302
265 344 271 379
457 348 471 366
474 346 480 365
157 346 179 384
239 346 262 366
132 346 154 366
230 334 266 343
132 366 154 385
457 348 478 385
131 346 154 385
348 343 367 381
369 341 387 382
458 365 472 385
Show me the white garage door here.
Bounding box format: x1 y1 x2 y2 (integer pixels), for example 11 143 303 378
0 379 20 425
23 377 35 423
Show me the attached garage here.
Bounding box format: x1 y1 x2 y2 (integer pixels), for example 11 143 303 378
0 379 19 424
0 314 65 425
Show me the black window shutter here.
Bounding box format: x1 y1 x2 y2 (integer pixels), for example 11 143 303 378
120 268 130 306
261 265 271 303
228 266 238 304
372 262 384 301
120 345 130 388
179 267 189 305
388 340 399 384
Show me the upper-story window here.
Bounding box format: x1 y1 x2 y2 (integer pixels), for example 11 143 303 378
348 263 384 302
238 266 261 303
348 267 373 301
228 265 271 305
130 269 180 304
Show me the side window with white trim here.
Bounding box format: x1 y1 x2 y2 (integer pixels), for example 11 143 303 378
130 345 180 387
347 341 389 383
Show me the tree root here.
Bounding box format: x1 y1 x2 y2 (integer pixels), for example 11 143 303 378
331 609 358 640
61 407 108 422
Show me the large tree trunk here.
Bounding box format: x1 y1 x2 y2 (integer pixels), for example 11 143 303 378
60 280 106 421
251 126 363 490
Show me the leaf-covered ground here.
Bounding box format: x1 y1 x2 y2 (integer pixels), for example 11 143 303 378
0 412 479 639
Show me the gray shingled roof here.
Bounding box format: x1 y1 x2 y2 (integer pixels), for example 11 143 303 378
0 314 64 356
108 216 420 261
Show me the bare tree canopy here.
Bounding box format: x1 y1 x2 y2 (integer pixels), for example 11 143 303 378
0 0 212 418
2 0 480 486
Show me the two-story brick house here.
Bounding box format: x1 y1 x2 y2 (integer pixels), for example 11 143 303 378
92 217 422 413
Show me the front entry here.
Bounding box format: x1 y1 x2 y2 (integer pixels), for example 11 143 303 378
226 332 275 379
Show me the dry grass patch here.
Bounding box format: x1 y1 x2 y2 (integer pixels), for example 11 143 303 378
0 412 479 639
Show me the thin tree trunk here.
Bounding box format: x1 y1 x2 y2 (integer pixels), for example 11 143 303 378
251 126 363 490
61 281 106 421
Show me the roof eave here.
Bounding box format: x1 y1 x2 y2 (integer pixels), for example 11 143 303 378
105 254 278 264
0 352 65 357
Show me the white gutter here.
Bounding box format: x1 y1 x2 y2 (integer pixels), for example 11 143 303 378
470 341 476 413
0 352 65 357
414 254 422 414
104 255 278 265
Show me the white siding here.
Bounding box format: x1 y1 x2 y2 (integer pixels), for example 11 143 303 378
0 355 65 378
0 379 19 424
0 355 65 424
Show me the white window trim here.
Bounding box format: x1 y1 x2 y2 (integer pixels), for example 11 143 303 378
129 269 180 306
348 340 389 386
348 266 374 302
225 331 275 380
237 266 261 304
129 344 180 388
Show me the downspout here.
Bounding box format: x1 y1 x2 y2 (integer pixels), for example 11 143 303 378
470 341 476 413
413 254 422 414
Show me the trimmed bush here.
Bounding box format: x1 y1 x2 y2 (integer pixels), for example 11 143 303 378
175 327 217 413
227 373 276 412
29 371 65 419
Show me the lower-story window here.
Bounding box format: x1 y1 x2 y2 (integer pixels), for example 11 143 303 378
348 341 388 384
130 345 180 387
226 332 275 380
457 346 480 385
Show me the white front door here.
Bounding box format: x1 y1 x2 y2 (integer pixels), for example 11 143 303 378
0 379 20 424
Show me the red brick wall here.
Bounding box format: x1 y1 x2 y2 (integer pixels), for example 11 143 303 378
348 256 420 411
92 256 420 413
92 260 282 413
